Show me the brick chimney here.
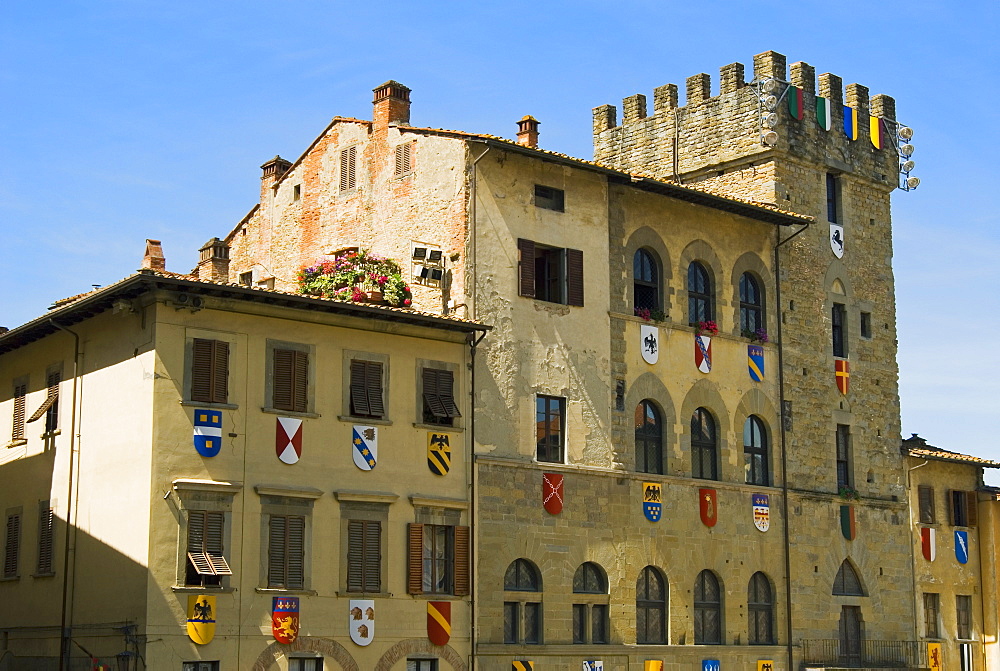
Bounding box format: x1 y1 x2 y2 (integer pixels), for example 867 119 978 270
516 115 540 148
197 238 230 283
260 155 291 201
142 239 166 271
373 81 411 128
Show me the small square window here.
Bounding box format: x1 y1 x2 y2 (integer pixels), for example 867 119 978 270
239 272 253 286
860 312 872 339
395 142 415 176
293 184 301 201
534 185 564 212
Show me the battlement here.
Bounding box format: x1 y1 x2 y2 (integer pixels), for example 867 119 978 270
592 50 906 198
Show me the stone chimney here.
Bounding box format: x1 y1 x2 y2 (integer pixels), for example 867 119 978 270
260 155 291 201
197 238 230 283
516 115 540 148
373 81 411 128
142 239 166 271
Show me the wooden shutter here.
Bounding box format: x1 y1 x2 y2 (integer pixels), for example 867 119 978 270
517 239 536 298
407 523 424 594
966 491 978 527
340 147 357 191
347 520 364 591
268 515 287 587
12 383 26 440
918 485 935 524
350 361 371 416
423 369 447 419
191 339 229 404
27 376 58 424
364 520 381 591
394 143 412 176
454 525 470 596
947 490 956 526
292 351 308 413
4 513 20 578
274 349 308 413
566 248 584 306
212 341 229 403
286 516 305 589
204 511 231 575
365 362 384 418
37 506 53 574
438 370 460 418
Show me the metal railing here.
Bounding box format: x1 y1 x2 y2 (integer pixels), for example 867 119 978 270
801 639 927 668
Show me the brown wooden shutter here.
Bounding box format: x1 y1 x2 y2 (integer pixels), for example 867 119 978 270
918 485 935 524
191 339 214 402
12 383 26 440
204 511 231 575
37 506 53 574
273 350 294 410
439 370 460 418
347 520 364 591
268 515 287 587
365 520 381 592
566 248 584 306
394 143 412 176
4 513 20 578
518 239 536 298
946 490 955 525
423 369 447 419
27 378 58 424
286 516 305 589
212 341 229 403
341 147 357 191
292 351 308 413
366 362 384 418
454 525 470 596
966 491 978 527
407 523 424 594
350 360 370 416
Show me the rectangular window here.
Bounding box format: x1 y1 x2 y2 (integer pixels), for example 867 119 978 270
836 424 852 489
536 396 565 463
860 311 872 339
340 146 357 191
395 142 414 176
290 659 323 671
182 663 220 671
826 173 840 223
268 514 305 589
918 485 935 524
534 185 565 212
406 660 438 671
346 520 381 593
517 239 584 306
273 348 309 413
36 503 54 575
349 360 385 419
504 602 519 643
11 381 26 442
191 339 230 404
572 603 586 643
186 510 232 586
407 523 469 596
239 271 253 286
292 184 301 201
832 303 847 358
950 490 978 527
956 595 972 639
422 368 461 426
4 512 21 578
524 602 541 643
592 604 608 643
923 593 940 638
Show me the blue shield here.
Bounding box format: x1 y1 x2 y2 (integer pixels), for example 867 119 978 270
703 660 721 671
643 482 662 522
955 530 969 564
193 410 222 458
748 345 764 382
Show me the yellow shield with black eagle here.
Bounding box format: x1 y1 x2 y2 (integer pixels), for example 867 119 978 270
427 432 452 475
187 594 216 645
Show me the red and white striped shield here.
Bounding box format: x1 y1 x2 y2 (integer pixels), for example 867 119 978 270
276 417 303 465
543 473 563 515
921 527 936 561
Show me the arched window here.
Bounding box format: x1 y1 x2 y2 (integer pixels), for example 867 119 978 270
743 416 769 486
694 570 722 645
691 408 717 480
688 261 713 323
748 572 774 644
739 273 764 336
635 400 663 475
634 249 659 311
573 562 609 644
504 559 541 644
636 566 667 644
832 560 864 596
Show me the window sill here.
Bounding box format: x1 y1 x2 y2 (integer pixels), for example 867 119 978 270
256 587 318 596
3 439 27 449
411 593 463 600
181 400 239 410
337 590 393 598
0 576 19 582
413 422 463 432
172 585 235 593
339 415 392 426
31 572 55 579
261 407 321 419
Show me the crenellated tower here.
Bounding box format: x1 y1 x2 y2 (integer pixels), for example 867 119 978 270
596 51 919 646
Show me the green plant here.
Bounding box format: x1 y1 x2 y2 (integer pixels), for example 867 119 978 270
297 249 412 308
838 486 860 500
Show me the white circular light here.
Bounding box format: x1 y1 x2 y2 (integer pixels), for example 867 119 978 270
906 176 920 189
900 144 914 157
761 131 778 146
762 113 778 128
901 160 916 173
763 95 778 111
761 79 778 93
898 126 914 140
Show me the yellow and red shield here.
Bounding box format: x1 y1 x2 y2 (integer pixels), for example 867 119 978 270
272 596 299 644
928 643 942 671
186 595 216 645
835 359 849 395
427 600 451 646
645 662 664 671
700 489 718 528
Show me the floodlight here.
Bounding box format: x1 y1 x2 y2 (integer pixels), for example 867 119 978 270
901 160 915 173
761 79 779 93
761 131 778 146
900 144 914 157
906 176 920 189
762 113 778 128
762 95 778 111
898 126 913 140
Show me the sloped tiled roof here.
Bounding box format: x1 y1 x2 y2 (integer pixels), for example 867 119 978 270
902 434 1000 468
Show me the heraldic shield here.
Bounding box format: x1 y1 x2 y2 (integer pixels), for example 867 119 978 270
352 425 378 471
349 599 375 646
643 482 662 522
921 527 936 561
645 663 664 671
640 324 659 365
955 530 969 564
699 489 718 528
928 643 942 671
840 505 857 540
695 335 712 373
272 596 299 644
752 493 769 532
512 663 535 671
543 472 564 515
193 409 222 458
835 359 850 395
427 601 451 646
583 662 604 671
748 345 764 382
276 416 303 465
186 595 216 645
428 432 452 475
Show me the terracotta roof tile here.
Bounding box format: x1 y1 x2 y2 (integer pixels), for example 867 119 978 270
903 435 1000 467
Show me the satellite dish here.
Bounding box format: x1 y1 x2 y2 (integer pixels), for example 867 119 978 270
898 126 914 140
761 131 779 147
900 144 914 157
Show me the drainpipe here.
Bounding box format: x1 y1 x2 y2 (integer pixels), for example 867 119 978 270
50 320 80 671
468 329 487 671
773 223 808 671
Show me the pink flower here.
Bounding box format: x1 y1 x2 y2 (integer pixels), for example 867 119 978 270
404 298 412 306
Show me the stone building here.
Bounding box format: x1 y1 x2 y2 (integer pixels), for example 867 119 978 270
0 256 486 670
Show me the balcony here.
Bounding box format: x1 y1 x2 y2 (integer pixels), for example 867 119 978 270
801 639 927 669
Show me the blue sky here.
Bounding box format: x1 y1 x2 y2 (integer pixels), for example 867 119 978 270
2 1 998 479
